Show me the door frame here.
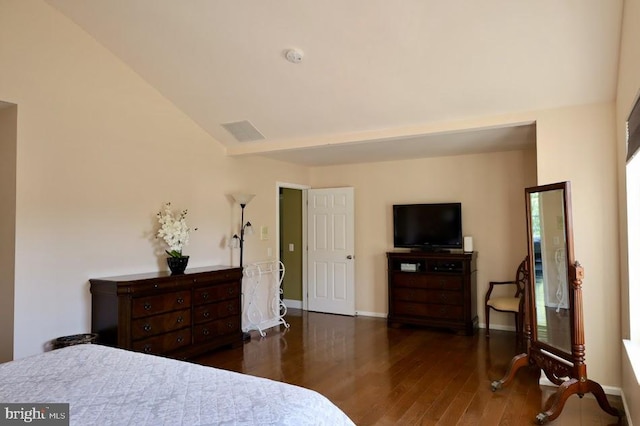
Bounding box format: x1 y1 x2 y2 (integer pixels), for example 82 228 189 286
276 182 310 311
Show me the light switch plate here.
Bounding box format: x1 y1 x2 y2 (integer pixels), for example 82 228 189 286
260 226 269 240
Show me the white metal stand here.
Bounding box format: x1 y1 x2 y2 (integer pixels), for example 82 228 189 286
243 260 290 337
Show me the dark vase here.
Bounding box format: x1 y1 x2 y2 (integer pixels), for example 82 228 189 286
167 256 189 274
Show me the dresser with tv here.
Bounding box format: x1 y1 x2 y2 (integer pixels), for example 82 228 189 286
387 251 478 335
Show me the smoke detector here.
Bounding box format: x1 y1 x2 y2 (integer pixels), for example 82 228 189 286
285 48 304 64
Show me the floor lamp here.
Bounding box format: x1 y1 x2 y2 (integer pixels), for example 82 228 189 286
230 193 255 342
230 193 255 268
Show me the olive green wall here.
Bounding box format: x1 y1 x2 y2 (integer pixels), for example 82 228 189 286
280 188 303 300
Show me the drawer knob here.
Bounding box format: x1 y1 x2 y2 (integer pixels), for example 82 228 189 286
176 316 184 324
177 297 184 304
203 311 210 318
227 287 234 295
176 336 184 343
439 280 446 288
227 322 233 329
203 328 210 336
440 293 448 301
227 304 234 312
143 345 151 353
202 292 209 300
143 324 151 332
144 303 152 311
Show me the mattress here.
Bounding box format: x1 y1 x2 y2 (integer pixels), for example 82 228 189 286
0 344 355 425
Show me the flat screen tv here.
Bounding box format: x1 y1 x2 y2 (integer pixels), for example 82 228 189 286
393 203 462 250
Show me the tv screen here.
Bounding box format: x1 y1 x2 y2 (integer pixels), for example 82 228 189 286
393 203 462 250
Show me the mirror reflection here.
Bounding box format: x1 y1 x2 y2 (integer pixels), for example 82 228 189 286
529 189 571 354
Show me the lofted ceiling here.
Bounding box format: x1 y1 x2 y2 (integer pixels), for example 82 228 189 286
45 0 623 166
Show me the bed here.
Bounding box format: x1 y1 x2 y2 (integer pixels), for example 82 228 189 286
0 344 355 425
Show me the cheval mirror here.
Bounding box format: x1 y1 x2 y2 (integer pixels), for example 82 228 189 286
490 181 622 424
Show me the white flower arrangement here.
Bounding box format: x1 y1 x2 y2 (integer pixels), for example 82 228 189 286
156 202 195 258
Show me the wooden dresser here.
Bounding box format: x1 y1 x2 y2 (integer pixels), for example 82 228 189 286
90 265 243 359
387 251 478 335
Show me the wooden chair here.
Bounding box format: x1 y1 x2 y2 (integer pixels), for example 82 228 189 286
485 257 529 337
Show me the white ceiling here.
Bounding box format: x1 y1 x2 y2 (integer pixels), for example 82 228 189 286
45 0 623 166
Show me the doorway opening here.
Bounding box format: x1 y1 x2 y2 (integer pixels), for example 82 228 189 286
277 183 309 311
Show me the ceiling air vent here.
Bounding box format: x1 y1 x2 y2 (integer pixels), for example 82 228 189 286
221 120 265 142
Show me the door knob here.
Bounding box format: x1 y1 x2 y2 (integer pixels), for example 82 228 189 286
346 255 353 259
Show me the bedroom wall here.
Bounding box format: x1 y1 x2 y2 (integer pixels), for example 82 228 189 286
309 148 537 328
0 104 17 362
0 0 309 359
534 103 621 390
616 0 640 422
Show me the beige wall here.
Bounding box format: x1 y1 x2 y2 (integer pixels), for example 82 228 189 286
0 0 309 359
532 103 621 390
0 104 17 362
617 0 640 423
310 149 537 323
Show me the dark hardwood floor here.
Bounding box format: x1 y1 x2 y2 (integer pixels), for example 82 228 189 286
194 309 624 425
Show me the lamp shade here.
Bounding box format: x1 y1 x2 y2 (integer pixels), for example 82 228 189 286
232 193 255 206
229 234 240 249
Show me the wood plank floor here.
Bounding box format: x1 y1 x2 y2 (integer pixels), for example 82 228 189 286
194 309 625 425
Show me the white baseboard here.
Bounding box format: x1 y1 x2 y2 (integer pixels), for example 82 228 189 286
283 299 302 309
481 322 517 333
538 375 622 396
355 310 387 318
621 389 634 426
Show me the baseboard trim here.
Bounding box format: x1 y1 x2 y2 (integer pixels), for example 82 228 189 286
621 389 634 426
481 322 517 333
355 310 387 318
539 376 622 396
283 299 302 309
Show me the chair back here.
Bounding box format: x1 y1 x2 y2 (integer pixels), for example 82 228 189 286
514 257 529 298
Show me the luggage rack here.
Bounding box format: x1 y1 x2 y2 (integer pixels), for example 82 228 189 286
243 260 290 337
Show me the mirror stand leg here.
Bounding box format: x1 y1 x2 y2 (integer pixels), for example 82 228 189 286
536 378 578 424
535 378 623 425
585 379 623 419
490 352 529 391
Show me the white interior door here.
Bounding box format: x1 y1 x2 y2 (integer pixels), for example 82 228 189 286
307 187 355 316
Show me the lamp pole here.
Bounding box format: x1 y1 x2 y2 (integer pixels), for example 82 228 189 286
239 203 246 267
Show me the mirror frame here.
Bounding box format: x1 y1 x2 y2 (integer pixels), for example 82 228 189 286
524 181 575 363
491 181 622 424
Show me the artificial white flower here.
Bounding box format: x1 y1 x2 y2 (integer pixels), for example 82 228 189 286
156 202 195 257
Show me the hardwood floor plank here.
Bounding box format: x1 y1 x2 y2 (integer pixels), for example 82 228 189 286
193 309 625 425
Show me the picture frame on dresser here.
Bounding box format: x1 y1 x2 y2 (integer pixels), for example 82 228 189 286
90 265 243 360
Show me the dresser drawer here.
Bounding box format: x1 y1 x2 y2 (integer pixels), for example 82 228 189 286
193 282 239 305
393 301 463 320
131 328 191 355
193 300 240 324
393 288 463 305
131 308 191 340
393 273 462 290
193 317 240 343
131 291 191 318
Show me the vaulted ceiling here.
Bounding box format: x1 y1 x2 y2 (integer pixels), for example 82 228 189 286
45 1 623 166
